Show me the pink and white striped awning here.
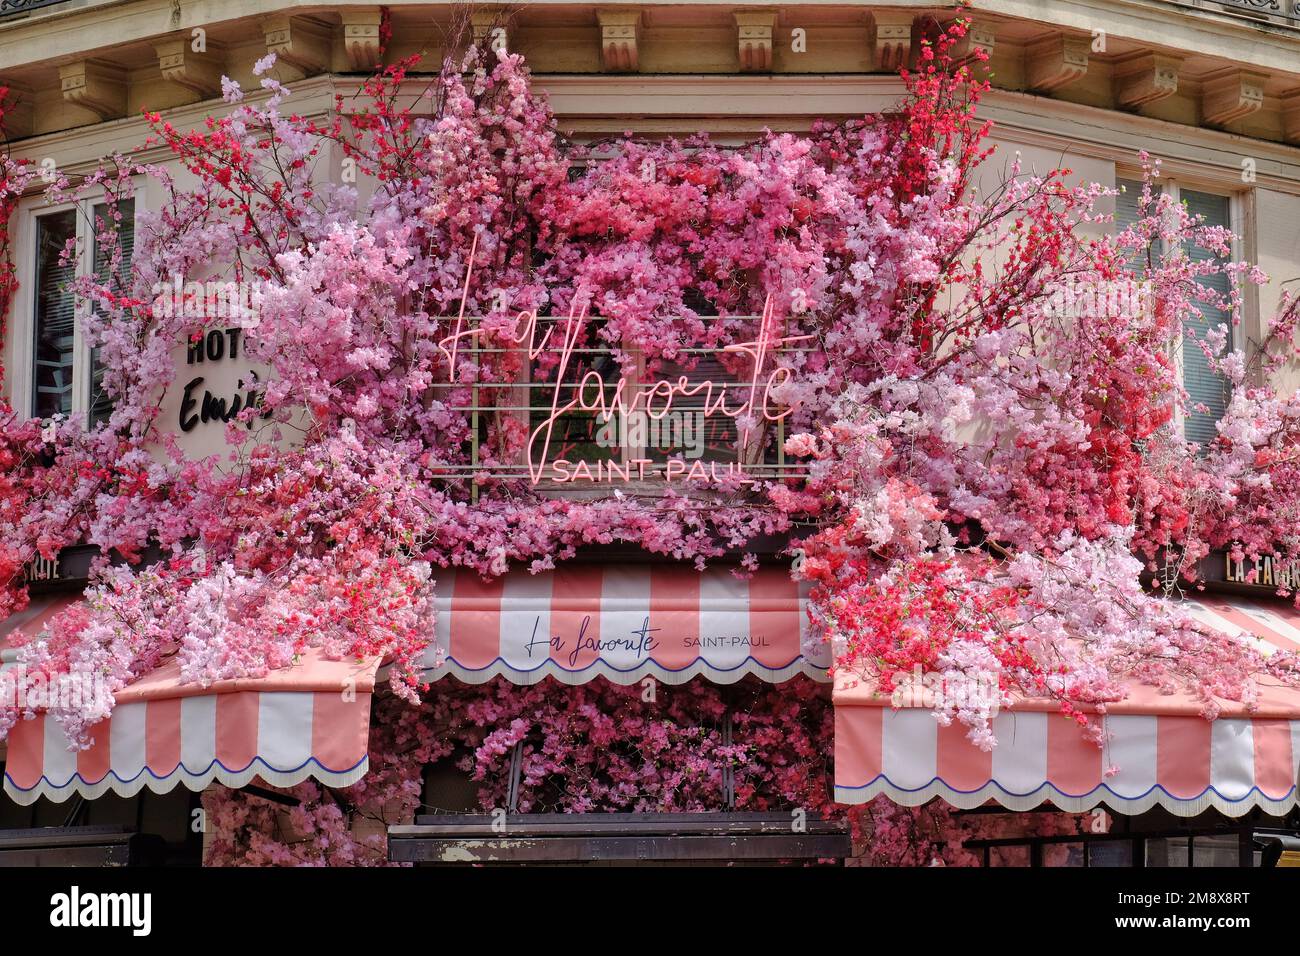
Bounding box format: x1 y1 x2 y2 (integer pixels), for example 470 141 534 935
2 596 379 805
834 593 1300 817
421 565 829 685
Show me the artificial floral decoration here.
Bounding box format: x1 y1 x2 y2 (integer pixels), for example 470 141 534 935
2 13 1298 863
201 677 1092 866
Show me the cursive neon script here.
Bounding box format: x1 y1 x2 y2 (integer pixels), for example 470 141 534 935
436 236 811 483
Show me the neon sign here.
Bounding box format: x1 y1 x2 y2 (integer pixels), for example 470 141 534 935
437 238 810 485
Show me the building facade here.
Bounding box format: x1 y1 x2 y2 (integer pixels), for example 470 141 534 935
2 0 1300 866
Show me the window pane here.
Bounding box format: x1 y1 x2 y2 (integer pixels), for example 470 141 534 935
1191 834 1242 867
1087 840 1135 867
1115 178 1151 272
1180 190 1232 448
989 844 1029 867
643 353 744 465
89 199 134 427
1146 836 1190 867
32 210 78 420
422 748 481 814
1044 842 1085 867
528 319 620 472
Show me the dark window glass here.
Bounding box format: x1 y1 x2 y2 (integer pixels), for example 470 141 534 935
1086 840 1135 867
32 210 77 420
528 318 620 469
1115 177 1153 272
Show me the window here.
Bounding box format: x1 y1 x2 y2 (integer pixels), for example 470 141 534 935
26 198 135 426
1115 178 1235 447
31 209 77 420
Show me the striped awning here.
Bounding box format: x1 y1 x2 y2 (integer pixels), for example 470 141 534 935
2 595 379 805
422 565 829 685
834 592 1300 817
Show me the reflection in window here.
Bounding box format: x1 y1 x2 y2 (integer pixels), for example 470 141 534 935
1043 842 1085 867
527 319 621 468
1191 834 1247 868
645 354 744 466
989 844 1029 867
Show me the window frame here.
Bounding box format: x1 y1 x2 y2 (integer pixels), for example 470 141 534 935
1113 172 1245 443
12 186 139 426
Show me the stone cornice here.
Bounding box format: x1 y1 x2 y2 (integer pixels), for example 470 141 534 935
0 1 1299 72
9 72 1300 189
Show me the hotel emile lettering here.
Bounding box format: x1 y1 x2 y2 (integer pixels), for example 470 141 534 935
178 327 268 432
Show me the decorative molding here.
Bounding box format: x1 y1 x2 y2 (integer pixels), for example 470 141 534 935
339 7 383 71
1026 35 1090 93
0 80 34 139
1214 0 1300 25
155 38 224 99
58 59 126 121
734 11 775 72
596 9 640 73
948 17 996 67
263 15 331 75
871 10 914 73
1202 69 1269 126
1114 53 1182 110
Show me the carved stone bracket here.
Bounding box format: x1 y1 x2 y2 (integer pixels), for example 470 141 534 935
1026 35 1090 93
58 60 126 121
948 17 995 68
734 11 775 72
155 38 224 99
340 8 383 71
263 15 331 75
1115 53 1182 110
597 9 641 72
871 11 914 73
1203 70 1268 126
